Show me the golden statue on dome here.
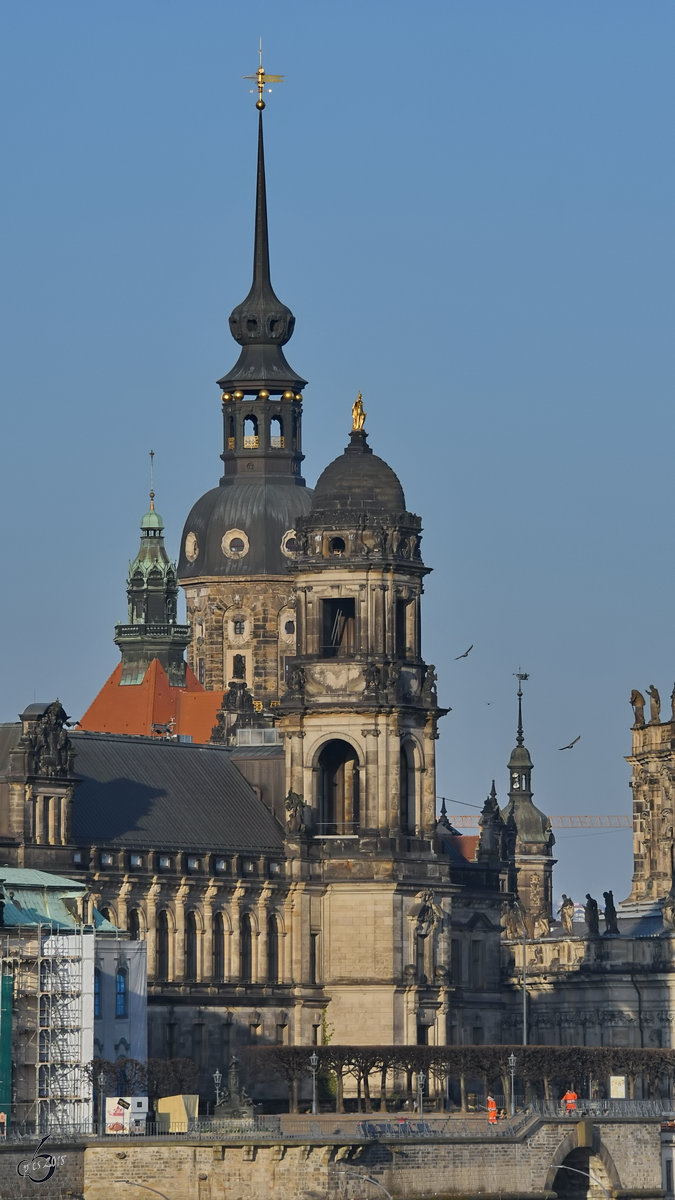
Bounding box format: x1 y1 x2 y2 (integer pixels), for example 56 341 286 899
352 392 366 431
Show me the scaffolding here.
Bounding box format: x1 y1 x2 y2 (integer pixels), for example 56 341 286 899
3 924 94 1133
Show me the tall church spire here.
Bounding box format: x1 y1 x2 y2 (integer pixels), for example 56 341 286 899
217 104 306 395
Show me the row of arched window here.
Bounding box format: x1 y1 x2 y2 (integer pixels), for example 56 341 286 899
126 910 284 984
226 412 299 451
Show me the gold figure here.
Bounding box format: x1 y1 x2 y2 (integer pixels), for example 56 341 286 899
244 40 284 110
352 392 366 432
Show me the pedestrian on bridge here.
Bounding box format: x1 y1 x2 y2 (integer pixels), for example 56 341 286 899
561 1088 578 1114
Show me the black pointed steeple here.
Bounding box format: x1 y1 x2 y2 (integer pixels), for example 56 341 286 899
217 109 306 394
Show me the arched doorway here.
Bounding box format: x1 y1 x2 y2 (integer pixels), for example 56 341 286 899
317 740 360 834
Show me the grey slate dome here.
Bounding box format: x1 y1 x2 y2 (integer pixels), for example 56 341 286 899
311 430 406 514
179 480 313 578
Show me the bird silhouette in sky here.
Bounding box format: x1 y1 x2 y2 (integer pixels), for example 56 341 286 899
558 735 581 751
455 644 474 660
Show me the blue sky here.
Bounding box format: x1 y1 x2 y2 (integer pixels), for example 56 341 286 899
1 2 673 904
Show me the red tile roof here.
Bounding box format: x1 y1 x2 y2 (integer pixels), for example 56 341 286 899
78 659 222 744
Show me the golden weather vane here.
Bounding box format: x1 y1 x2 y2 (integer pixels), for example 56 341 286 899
244 39 284 110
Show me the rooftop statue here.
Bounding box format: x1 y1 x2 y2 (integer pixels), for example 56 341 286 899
584 893 599 937
351 392 366 431
558 894 574 935
630 689 645 727
603 890 619 935
647 684 661 723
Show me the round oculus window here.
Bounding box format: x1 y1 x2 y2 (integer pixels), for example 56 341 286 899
222 528 250 559
281 529 300 558
185 532 199 562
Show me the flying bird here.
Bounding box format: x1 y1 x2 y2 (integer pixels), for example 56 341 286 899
455 644 474 660
558 735 581 751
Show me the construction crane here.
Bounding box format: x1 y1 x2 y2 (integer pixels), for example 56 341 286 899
445 813 631 829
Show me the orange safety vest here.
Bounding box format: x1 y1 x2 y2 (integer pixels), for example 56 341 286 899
487 1097 497 1124
562 1090 577 1112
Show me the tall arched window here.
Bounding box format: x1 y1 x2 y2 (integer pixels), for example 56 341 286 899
186 912 198 981
243 415 259 448
128 909 141 941
240 913 253 983
115 967 128 1018
318 740 360 834
157 911 170 980
270 415 284 448
267 915 280 984
399 743 416 834
213 912 225 982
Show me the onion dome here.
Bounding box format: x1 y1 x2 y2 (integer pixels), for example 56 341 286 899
312 429 406 514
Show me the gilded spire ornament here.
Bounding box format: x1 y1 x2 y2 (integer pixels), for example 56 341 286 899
244 40 283 110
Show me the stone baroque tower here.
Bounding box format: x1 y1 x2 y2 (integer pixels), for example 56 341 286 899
178 98 311 701
625 683 675 909
275 408 487 1046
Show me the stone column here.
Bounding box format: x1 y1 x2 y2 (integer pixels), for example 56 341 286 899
174 885 188 982
257 894 269 984
362 729 380 831
145 881 160 981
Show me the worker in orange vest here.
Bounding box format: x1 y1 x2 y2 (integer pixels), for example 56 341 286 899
561 1088 578 1114
487 1095 498 1125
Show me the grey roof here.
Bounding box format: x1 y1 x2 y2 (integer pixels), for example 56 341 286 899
179 478 313 578
69 732 284 852
0 725 284 854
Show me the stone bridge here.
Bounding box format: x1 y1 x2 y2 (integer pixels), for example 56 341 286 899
0 1111 665 1199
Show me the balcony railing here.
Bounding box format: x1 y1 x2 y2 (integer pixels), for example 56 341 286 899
270 436 285 448
243 435 259 448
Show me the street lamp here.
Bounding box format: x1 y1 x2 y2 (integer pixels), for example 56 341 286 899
97 1069 105 1135
507 1052 517 1117
213 1067 222 1108
418 1070 426 1118
309 1051 319 1115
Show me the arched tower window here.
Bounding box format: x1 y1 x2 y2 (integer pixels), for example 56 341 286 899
318 740 360 835
240 913 253 983
399 743 416 834
128 909 141 941
157 911 170 980
227 414 235 449
267 915 280 984
186 911 198 981
243 415 259 448
213 912 226 982
270 415 283 448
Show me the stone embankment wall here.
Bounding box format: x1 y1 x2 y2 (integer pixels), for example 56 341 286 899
0 1117 663 1200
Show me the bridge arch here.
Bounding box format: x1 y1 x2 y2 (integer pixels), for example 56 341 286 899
544 1134 622 1199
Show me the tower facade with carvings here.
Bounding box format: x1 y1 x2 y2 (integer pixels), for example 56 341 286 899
625 683 675 908
178 100 311 702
